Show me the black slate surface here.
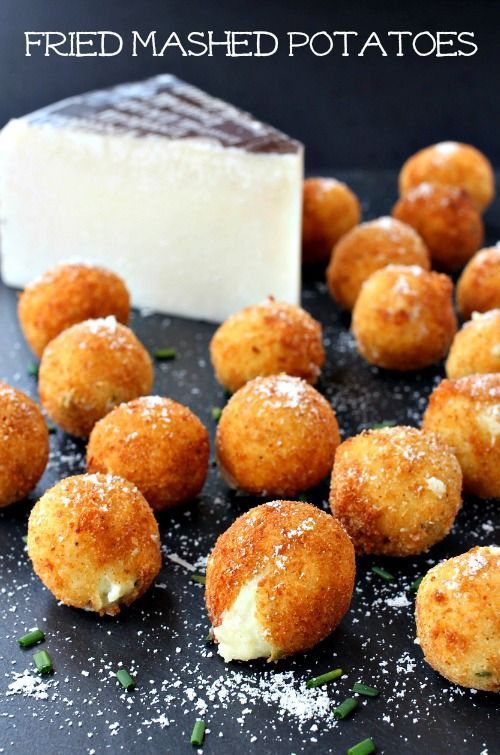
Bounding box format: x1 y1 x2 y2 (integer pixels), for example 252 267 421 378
0 171 498 755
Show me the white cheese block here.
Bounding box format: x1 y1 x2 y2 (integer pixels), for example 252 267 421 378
0 75 303 321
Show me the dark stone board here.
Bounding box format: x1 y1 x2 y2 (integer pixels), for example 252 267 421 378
0 171 498 755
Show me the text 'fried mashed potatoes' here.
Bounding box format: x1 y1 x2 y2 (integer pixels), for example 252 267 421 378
302 177 361 264
456 247 500 320
18 263 130 358
216 374 340 497
352 265 457 371
446 310 500 379
416 546 500 692
210 297 325 393
28 473 161 615
39 316 153 437
330 426 462 556
87 396 209 511
206 501 355 662
0 383 49 507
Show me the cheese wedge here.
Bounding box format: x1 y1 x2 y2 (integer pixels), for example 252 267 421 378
0 75 303 321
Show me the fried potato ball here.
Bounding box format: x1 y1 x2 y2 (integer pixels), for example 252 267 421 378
416 546 500 691
352 265 457 371
216 374 340 497
27 473 161 615
209 297 325 393
399 142 495 212
456 247 500 320
39 316 153 438
392 183 484 271
302 177 361 264
0 383 49 507
87 396 209 511
329 426 462 557
206 500 355 662
326 217 430 311
18 263 130 358
445 310 500 379
422 374 500 498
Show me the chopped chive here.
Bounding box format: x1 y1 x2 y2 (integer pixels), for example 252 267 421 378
153 347 176 360
371 566 394 582
369 420 396 430
210 457 217 467
204 632 213 643
190 719 206 746
297 494 308 502
352 682 379 697
211 407 222 422
115 668 135 690
33 649 53 675
47 422 57 434
191 574 206 585
27 362 39 377
475 670 492 677
21 535 28 544
410 576 423 593
347 738 376 755
306 668 342 688
333 697 358 720
18 629 45 648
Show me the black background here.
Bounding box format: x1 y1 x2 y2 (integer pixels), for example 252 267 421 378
0 0 499 170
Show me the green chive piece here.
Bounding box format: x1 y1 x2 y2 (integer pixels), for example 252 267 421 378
153 347 176 360
333 697 358 720
47 422 57 434
475 670 492 677
347 738 376 755
115 668 135 690
191 574 206 585
204 632 213 643
191 719 206 746
410 576 423 593
33 649 53 675
306 668 343 688
371 566 394 582
369 420 396 430
27 362 39 377
18 629 45 648
21 535 28 544
352 682 379 697
297 494 308 502
211 407 222 422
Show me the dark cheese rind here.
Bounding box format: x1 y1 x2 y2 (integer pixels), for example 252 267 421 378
26 74 301 155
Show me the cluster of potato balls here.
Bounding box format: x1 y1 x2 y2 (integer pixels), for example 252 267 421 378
0 140 498 693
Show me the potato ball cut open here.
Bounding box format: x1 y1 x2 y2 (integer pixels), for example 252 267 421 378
329 426 462 557
39 316 153 437
209 297 325 393
215 374 340 497
18 263 130 358
392 183 484 271
446 310 500 379
399 142 495 212
352 265 457 371
27 473 161 615
422 374 500 498
302 177 361 264
416 546 500 691
87 396 209 511
326 217 430 311
457 247 500 320
206 500 355 662
0 383 49 507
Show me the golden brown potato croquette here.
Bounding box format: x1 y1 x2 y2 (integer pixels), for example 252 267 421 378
392 183 484 271
206 500 355 662
210 297 325 393
326 217 430 311
329 426 462 557
39 316 153 437
0 383 49 507
422 374 500 499
302 177 361 264
18 263 130 358
456 247 500 320
352 265 457 371
87 396 209 511
216 374 340 497
416 546 500 692
28 473 161 615
446 310 500 379
399 142 495 212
